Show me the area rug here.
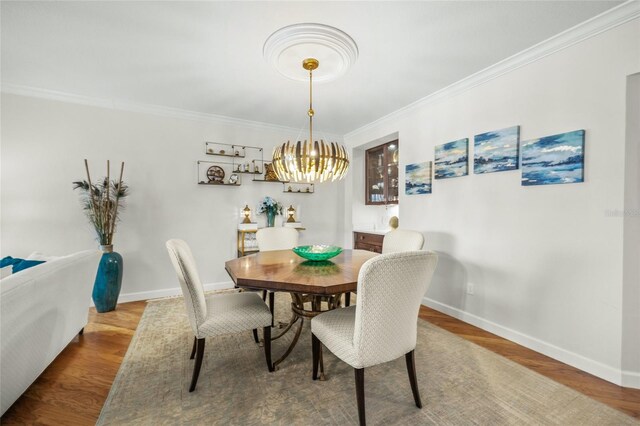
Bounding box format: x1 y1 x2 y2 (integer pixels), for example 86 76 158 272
98 293 637 425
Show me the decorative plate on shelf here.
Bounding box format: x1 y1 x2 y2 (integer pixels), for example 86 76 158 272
206 165 225 183
292 245 342 261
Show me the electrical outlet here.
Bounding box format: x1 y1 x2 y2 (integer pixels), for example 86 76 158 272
466 282 475 295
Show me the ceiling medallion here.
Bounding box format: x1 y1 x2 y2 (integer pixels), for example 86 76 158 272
263 23 358 83
271 57 349 183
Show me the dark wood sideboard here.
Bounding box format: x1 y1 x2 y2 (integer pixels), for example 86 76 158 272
353 231 384 253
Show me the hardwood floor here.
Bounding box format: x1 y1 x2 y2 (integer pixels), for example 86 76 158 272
2 301 639 424
1 301 147 425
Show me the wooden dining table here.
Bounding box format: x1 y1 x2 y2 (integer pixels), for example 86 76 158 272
225 249 378 373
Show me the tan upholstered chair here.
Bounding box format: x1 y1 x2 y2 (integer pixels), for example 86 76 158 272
311 251 438 426
166 239 273 392
255 227 299 326
382 229 425 253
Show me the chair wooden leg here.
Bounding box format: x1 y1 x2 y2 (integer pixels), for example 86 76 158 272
190 336 197 359
189 338 205 392
262 289 267 301
405 350 422 408
355 368 366 426
345 292 351 307
312 333 320 380
269 291 275 327
78 327 84 336
263 326 274 372
252 328 260 344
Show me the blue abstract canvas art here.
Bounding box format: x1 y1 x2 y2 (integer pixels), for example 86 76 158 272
405 162 432 195
435 138 468 179
474 126 520 174
521 130 585 186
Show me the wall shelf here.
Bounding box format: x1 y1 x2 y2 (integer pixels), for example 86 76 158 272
283 182 314 193
205 142 247 158
198 182 241 186
197 160 242 186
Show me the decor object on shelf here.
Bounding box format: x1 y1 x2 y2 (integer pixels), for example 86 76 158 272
286 205 296 223
271 58 349 183
405 161 432 195
229 174 239 185
73 160 128 313
242 204 252 224
205 142 246 158
522 130 585 186
389 216 399 229
283 182 315 194
206 165 225 183
474 126 520 174
264 163 279 181
435 138 469 179
257 196 283 227
293 245 343 261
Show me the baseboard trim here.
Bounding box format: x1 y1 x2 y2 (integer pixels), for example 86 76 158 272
622 370 640 388
422 297 639 389
93 281 236 305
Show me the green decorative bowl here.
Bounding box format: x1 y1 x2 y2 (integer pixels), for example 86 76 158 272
292 245 343 261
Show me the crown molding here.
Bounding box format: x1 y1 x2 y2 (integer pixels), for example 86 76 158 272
0 83 343 140
344 0 640 141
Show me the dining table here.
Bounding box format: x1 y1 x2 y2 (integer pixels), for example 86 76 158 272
224 249 378 375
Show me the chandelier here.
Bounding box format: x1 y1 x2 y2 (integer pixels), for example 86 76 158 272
272 58 350 183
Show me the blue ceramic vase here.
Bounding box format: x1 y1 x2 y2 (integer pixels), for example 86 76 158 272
93 245 123 313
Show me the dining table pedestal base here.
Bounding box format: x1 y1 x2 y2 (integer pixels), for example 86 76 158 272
268 292 344 375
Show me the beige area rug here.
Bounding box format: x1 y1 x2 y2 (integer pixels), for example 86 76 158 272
98 293 638 425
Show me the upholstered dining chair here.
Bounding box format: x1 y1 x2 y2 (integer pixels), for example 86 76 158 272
166 239 274 392
256 227 299 326
311 251 438 426
346 229 425 307
382 229 425 253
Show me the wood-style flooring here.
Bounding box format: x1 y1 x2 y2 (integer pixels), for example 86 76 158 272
1 301 639 424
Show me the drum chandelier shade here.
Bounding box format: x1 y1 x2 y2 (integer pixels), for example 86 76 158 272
272 58 350 183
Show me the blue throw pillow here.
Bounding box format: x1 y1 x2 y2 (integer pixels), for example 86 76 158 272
1 256 45 273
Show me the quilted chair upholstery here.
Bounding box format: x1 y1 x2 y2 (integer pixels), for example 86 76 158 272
311 251 438 426
345 229 424 308
166 239 273 392
255 227 299 327
382 229 424 254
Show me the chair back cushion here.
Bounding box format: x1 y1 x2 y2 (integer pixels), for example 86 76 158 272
166 239 207 335
256 227 299 252
382 229 424 254
354 251 438 367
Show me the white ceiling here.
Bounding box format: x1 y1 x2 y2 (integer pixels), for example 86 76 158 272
1 1 621 135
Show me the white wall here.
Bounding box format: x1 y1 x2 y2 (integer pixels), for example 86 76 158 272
622 72 640 387
1 94 343 300
344 19 640 386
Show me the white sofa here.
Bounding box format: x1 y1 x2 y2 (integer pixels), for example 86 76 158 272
0 250 101 415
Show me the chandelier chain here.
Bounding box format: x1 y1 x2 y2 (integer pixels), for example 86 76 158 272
271 57 350 183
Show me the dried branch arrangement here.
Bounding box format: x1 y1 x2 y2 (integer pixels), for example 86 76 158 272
73 159 129 246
